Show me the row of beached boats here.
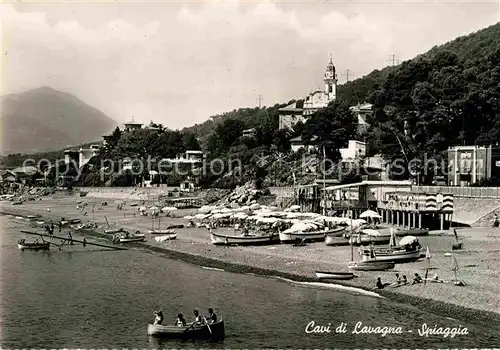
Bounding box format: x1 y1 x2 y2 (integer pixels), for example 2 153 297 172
210 225 428 246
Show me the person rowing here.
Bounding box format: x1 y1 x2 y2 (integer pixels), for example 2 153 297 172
206 308 217 323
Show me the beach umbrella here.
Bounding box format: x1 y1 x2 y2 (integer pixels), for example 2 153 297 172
359 210 382 219
389 228 397 248
161 206 177 212
398 235 417 246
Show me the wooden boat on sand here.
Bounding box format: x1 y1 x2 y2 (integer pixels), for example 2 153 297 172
348 260 395 271
18 240 50 251
104 228 124 234
279 230 326 243
154 234 178 242
325 235 350 246
211 232 279 245
360 247 421 263
119 235 146 243
148 229 176 234
315 271 355 280
147 319 225 340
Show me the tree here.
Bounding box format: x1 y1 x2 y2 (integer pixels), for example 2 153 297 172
182 132 201 150
302 101 357 164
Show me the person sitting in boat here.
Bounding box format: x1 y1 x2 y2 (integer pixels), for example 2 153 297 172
19 239 25 245
376 277 384 289
402 275 408 284
153 310 164 325
193 309 204 324
175 313 187 327
394 273 402 284
412 273 423 285
206 308 217 323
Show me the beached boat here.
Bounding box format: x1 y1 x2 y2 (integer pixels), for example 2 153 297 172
104 228 124 234
147 319 225 340
18 241 50 251
360 247 421 263
401 228 429 236
348 260 395 271
119 235 146 243
350 229 391 245
154 234 178 242
70 224 86 231
325 235 350 246
211 232 279 245
315 271 355 280
148 229 176 235
279 230 326 243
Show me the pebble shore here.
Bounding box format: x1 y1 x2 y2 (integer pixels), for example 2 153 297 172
2 194 500 329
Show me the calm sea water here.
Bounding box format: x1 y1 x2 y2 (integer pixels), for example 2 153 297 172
1 216 499 348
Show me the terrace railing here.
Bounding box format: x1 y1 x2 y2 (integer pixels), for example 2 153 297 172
411 186 500 199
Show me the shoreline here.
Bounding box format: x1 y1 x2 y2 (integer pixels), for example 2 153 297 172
2 199 500 330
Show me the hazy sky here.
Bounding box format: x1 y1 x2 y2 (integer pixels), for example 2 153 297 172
1 1 499 129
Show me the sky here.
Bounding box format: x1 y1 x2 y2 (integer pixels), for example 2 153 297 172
1 0 499 129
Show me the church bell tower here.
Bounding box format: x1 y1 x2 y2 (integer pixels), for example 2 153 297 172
324 55 337 101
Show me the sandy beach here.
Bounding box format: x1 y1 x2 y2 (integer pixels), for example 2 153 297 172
2 193 500 326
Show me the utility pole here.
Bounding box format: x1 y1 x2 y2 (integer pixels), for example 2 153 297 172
342 69 353 83
257 95 263 108
388 54 400 67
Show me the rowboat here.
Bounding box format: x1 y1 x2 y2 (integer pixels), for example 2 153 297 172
279 230 326 243
400 228 429 236
18 241 50 251
324 227 347 237
348 260 395 271
69 219 82 224
154 234 178 242
360 247 421 263
325 235 350 246
315 271 355 280
70 224 86 231
350 229 391 246
148 229 176 234
211 232 279 245
104 228 124 234
119 236 146 243
147 319 225 340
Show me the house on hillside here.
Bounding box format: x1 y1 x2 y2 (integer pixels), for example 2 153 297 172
349 103 372 135
124 117 143 132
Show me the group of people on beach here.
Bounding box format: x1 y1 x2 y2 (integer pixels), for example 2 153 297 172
153 308 218 327
376 272 440 289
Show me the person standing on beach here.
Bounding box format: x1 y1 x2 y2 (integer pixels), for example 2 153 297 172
58 220 62 232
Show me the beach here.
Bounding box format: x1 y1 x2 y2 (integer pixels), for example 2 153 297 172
2 193 500 327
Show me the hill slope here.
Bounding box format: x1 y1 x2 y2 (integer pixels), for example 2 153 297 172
1 86 117 154
338 22 500 104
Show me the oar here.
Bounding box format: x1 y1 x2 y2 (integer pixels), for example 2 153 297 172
203 316 212 334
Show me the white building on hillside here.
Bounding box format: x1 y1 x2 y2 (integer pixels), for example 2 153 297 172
279 57 338 130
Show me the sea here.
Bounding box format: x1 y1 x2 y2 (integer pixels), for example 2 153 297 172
1 215 499 348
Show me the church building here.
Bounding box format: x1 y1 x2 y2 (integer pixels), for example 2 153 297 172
278 57 338 130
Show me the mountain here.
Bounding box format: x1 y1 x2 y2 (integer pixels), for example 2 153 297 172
1 86 117 154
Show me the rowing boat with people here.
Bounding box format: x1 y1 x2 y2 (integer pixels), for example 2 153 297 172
17 240 50 251
147 319 225 340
